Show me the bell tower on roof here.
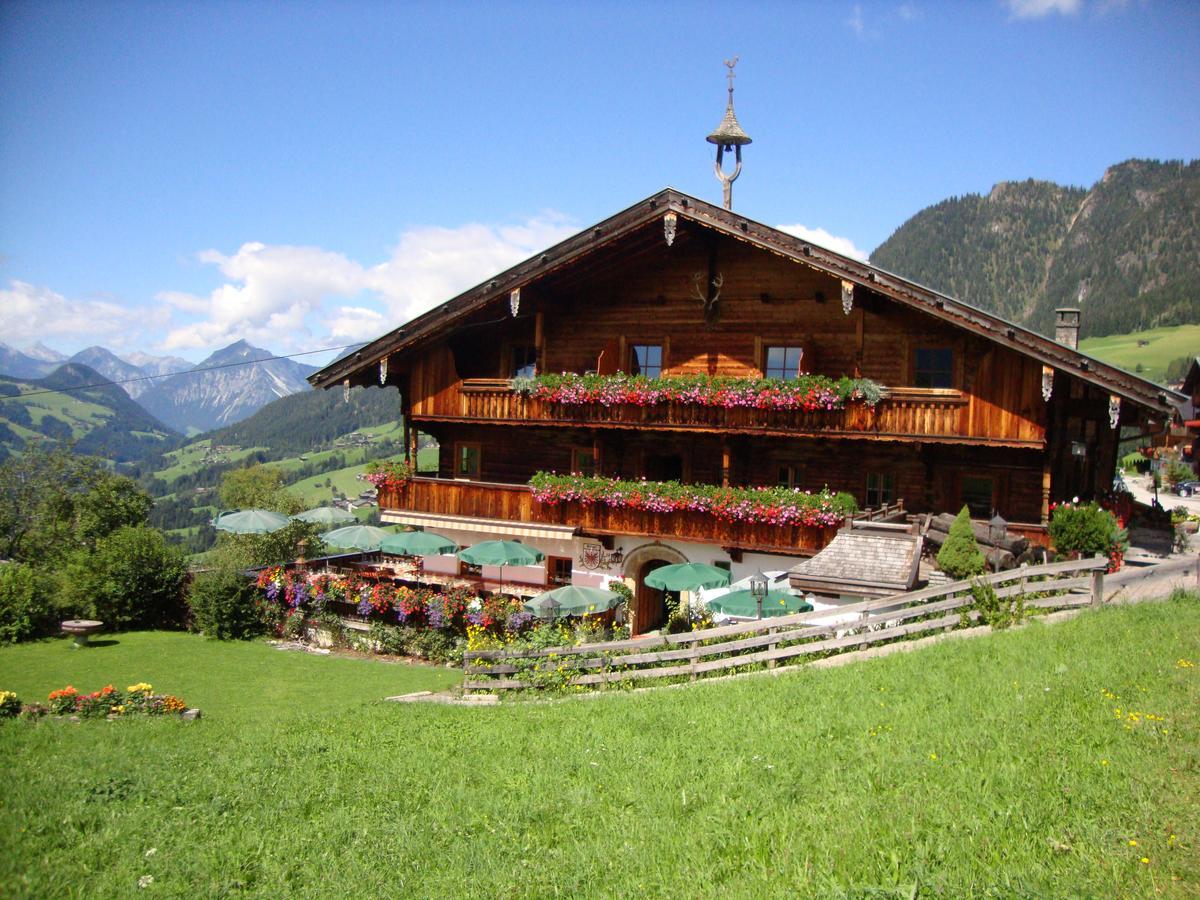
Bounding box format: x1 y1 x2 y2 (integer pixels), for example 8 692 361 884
706 57 753 210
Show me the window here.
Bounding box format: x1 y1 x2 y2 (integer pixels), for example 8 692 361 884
778 465 799 488
511 346 537 379
630 344 662 378
571 447 597 477
454 442 481 479
961 475 995 518
548 556 573 586
914 348 954 389
866 472 895 507
764 346 804 380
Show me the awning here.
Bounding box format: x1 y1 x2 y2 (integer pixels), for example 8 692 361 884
380 510 578 542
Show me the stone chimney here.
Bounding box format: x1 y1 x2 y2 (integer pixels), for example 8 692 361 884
1054 308 1080 350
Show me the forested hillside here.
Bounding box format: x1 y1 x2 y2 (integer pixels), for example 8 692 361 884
0 364 179 463
871 159 1200 339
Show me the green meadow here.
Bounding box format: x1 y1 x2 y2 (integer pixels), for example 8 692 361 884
1080 324 1200 383
1 597 1197 896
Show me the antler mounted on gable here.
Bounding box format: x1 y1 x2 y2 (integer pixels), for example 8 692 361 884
691 271 723 322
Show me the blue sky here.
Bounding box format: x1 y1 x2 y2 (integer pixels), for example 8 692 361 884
1 0 1197 364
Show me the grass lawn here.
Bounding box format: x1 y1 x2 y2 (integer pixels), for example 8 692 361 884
1080 323 1200 383
1 600 1198 896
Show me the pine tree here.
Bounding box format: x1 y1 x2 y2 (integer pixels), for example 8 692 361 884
937 505 986 580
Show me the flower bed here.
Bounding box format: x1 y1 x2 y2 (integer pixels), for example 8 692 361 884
511 372 883 411
256 567 537 639
528 473 858 528
1 683 190 721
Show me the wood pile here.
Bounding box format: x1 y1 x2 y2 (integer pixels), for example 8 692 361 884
923 512 1038 571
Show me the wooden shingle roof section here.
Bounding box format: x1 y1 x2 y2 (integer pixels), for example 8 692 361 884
310 187 1183 417
786 522 924 598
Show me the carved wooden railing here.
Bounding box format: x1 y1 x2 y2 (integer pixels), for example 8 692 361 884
447 381 969 440
380 477 848 555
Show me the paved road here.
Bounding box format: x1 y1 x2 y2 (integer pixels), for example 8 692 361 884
1107 553 1200 601
1124 472 1200 515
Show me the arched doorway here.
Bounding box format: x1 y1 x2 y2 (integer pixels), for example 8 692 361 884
622 543 688 636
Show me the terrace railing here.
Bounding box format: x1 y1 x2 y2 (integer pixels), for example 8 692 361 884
448 381 969 441
379 477 884 555
462 556 1109 693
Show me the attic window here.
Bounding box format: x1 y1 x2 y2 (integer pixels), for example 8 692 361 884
630 344 662 379
764 346 803 381
914 348 954 389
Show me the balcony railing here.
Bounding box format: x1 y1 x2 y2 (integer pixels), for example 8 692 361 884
440 381 972 442
379 477 896 556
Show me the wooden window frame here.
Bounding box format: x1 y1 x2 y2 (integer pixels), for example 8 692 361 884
571 446 597 477
547 556 573 587
629 342 664 379
865 472 895 508
912 346 955 389
453 441 482 480
959 474 996 518
777 464 799 489
763 345 805 381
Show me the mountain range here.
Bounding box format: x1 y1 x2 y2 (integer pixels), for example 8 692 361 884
871 158 1200 340
0 339 317 437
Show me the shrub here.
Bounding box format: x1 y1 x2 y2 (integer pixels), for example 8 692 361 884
1049 501 1127 567
58 526 188 629
937 506 986 579
1164 460 1194 489
0 563 55 643
970 579 1022 630
188 566 264 640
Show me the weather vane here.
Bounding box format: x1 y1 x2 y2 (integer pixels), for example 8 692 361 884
706 56 752 210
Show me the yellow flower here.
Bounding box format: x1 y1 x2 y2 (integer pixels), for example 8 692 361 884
1129 840 1138 846
1141 857 1150 865
929 753 938 761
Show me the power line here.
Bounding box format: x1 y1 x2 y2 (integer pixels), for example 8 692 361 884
7 343 362 400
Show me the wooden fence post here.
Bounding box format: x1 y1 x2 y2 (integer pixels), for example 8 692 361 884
462 652 473 695
1091 555 1105 608
690 641 699 682
768 626 778 670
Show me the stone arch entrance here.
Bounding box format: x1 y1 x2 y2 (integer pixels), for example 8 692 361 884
622 543 688 637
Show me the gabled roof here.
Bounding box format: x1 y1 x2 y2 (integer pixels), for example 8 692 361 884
311 187 1183 416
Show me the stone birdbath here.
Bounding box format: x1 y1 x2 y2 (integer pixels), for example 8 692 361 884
61 619 103 649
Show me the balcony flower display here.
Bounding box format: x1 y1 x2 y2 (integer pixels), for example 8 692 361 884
362 458 415 491
528 472 858 528
512 372 883 411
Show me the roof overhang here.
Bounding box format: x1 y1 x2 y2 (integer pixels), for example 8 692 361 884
312 188 1185 418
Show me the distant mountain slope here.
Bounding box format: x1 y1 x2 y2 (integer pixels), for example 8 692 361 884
121 351 194 378
137 339 318 434
68 346 149 397
0 363 179 463
0 343 56 379
871 159 1200 339
206 382 402 456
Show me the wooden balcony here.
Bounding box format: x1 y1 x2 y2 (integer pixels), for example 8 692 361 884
416 380 1005 445
380 477 853 556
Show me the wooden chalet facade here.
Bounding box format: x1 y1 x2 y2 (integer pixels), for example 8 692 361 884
311 188 1182 634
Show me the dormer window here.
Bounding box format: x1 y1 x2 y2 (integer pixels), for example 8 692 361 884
764 346 804 380
630 344 662 379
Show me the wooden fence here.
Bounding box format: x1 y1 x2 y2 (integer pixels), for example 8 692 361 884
462 556 1110 693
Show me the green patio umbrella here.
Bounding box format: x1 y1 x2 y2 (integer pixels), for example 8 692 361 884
213 509 291 534
320 524 391 551
380 530 459 557
644 562 732 592
291 506 356 526
457 540 545 567
707 589 814 619
524 585 622 620
457 540 545 591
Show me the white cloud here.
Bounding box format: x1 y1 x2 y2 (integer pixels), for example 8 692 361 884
1004 0 1081 19
0 280 167 348
847 3 866 36
898 3 921 20
777 224 870 261
158 214 577 354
